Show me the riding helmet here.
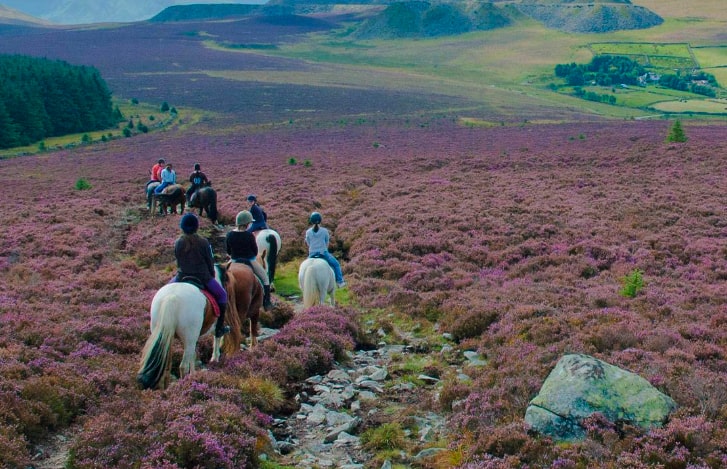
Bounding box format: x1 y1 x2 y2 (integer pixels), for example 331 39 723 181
180 213 199 234
246 194 257 202
158 158 165 164
309 212 322 224
236 210 253 226
194 163 201 170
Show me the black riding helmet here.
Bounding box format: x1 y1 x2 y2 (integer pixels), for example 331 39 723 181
194 163 200 170
309 212 322 224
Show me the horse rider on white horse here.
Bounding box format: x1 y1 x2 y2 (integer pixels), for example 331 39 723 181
305 211 346 288
174 213 230 338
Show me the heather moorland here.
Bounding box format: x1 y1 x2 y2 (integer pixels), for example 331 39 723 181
1 3 727 469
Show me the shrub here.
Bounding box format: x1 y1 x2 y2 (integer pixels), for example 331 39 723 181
361 422 406 451
446 308 499 342
287 157 297 165
666 119 687 142
620 269 645 298
81 134 91 143
122 127 131 137
303 159 312 167
74 178 92 191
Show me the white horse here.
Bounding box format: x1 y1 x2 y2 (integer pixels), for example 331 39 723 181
298 258 336 308
137 281 232 390
255 228 281 290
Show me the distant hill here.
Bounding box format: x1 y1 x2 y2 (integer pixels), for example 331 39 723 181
354 1 511 38
351 0 662 38
0 5 51 26
150 4 263 22
514 0 663 33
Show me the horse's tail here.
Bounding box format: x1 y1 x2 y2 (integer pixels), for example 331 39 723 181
137 302 176 390
208 189 218 223
302 263 323 308
266 234 278 284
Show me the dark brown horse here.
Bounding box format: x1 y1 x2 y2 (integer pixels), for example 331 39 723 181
219 261 263 347
151 183 185 217
189 186 218 223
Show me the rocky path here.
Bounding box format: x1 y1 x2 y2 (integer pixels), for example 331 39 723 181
263 323 459 469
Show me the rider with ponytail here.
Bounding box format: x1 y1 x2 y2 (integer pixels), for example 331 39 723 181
305 211 345 288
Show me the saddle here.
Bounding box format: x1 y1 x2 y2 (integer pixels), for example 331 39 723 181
178 276 220 317
230 259 265 288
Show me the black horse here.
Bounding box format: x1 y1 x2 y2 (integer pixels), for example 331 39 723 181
189 186 218 223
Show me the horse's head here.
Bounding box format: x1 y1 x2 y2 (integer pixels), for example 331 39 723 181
215 262 231 287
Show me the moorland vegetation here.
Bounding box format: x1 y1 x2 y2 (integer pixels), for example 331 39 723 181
0 1 726 468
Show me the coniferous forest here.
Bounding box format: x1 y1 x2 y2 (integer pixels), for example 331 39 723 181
0 55 119 149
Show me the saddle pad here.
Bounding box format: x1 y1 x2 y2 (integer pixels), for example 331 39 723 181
200 289 220 317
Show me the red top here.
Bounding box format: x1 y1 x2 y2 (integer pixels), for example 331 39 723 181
151 163 164 181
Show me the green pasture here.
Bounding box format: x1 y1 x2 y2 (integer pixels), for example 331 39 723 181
693 46 727 85
589 42 691 59
203 10 726 120
651 98 727 114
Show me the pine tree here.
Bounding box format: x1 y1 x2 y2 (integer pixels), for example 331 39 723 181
666 119 687 143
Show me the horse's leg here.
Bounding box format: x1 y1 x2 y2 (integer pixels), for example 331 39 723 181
211 335 223 362
250 317 258 347
179 336 198 378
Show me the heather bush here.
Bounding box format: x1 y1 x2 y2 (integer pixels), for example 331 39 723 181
443 306 499 342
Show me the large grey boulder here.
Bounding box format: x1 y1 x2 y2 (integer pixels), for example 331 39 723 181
525 354 677 441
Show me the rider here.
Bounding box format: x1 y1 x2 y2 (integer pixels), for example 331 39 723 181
245 195 268 234
175 213 230 338
155 162 176 194
305 211 345 288
186 163 210 208
150 158 165 184
147 158 166 209
226 210 273 310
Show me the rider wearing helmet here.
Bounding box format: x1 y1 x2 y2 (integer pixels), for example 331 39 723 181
186 163 210 207
245 195 269 234
175 213 230 337
226 210 273 310
305 211 345 288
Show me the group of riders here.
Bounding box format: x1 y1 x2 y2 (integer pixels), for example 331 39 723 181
148 158 346 340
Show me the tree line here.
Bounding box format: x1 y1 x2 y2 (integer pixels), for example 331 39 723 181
0 54 121 149
555 55 719 97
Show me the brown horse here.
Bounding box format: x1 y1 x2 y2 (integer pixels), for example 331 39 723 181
218 261 263 347
151 183 185 217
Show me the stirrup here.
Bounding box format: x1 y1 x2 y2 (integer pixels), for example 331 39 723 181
215 325 230 338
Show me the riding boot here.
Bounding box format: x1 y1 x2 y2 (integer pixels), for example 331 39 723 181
214 303 231 338
263 285 272 311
